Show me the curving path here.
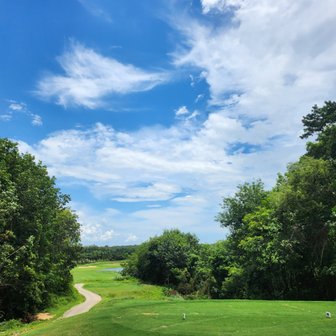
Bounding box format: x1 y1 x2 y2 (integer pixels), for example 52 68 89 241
63 283 102 318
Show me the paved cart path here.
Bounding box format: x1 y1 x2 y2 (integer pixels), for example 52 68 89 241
63 284 102 318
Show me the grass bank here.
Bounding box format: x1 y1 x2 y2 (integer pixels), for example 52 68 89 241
5 261 336 335
0 285 83 336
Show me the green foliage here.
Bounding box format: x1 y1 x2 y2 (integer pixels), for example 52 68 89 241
274 156 336 298
207 240 230 298
306 126 336 161
0 138 81 320
216 180 267 234
123 229 212 296
301 101 336 139
215 101 336 300
80 245 137 263
301 101 336 161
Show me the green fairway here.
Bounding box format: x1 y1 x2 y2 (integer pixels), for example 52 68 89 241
10 262 336 335
72 261 164 301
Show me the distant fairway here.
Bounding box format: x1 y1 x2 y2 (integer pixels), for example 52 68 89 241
21 262 336 336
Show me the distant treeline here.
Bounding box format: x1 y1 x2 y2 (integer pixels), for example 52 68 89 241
80 245 138 263
123 102 336 300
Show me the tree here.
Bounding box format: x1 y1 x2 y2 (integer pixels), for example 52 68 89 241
123 229 204 294
216 180 267 234
215 100 336 300
216 180 268 266
208 240 231 298
301 101 336 161
274 156 336 299
0 138 81 320
301 101 336 139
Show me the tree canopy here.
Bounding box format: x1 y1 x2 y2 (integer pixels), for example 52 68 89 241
123 229 216 296
301 101 336 161
0 139 81 320
215 101 336 299
79 245 137 263
301 101 336 139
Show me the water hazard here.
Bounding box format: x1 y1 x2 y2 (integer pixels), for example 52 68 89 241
101 267 123 272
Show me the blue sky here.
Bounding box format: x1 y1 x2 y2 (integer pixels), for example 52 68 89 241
1 0 336 245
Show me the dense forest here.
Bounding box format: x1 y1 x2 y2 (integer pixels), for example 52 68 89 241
80 245 137 263
0 139 81 321
124 101 336 300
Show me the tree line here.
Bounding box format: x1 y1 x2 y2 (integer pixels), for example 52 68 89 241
124 101 336 300
0 139 81 321
80 245 137 263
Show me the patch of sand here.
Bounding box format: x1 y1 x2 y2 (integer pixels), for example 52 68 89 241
36 313 54 320
78 266 97 269
142 312 159 316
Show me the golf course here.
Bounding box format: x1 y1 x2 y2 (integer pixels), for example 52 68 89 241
3 261 335 336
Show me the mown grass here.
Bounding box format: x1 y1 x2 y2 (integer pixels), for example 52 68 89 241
6 262 336 336
72 261 164 301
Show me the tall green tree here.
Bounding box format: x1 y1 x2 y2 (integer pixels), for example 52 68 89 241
274 156 336 298
0 139 81 320
301 101 336 161
215 102 336 300
123 229 208 294
217 180 267 238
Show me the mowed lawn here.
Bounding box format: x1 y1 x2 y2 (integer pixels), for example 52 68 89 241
22 262 336 336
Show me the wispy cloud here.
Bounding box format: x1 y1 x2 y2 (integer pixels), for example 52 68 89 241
31 114 43 126
0 100 43 126
175 105 189 116
200 0 245 14
0 114 12 121
172 0 336 148
9 102 25 111
36 41 170 109
17 113 302 243
78 0 113 23
72 196 221 245
175 105 200 121
17 1 336 244
126 234 138 243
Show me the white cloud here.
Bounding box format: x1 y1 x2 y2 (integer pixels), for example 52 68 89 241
0 114 12 121
71 192 223 245
101 230 115 241
36 41 169 108
170 0 336 159
175 1 336 118
195 94 204 103
17 1 336 244
200 0 244 14
75 205 120 245
175 106 200 121
78 0 113 23
186 110 200 120
17 110 302 244
9 102 25 111
175 105 189 116
147 204 162 208
2 100 42 126
31 114 43 126
126 234 138 243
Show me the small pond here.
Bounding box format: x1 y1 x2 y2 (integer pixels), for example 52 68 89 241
101 267 123 272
